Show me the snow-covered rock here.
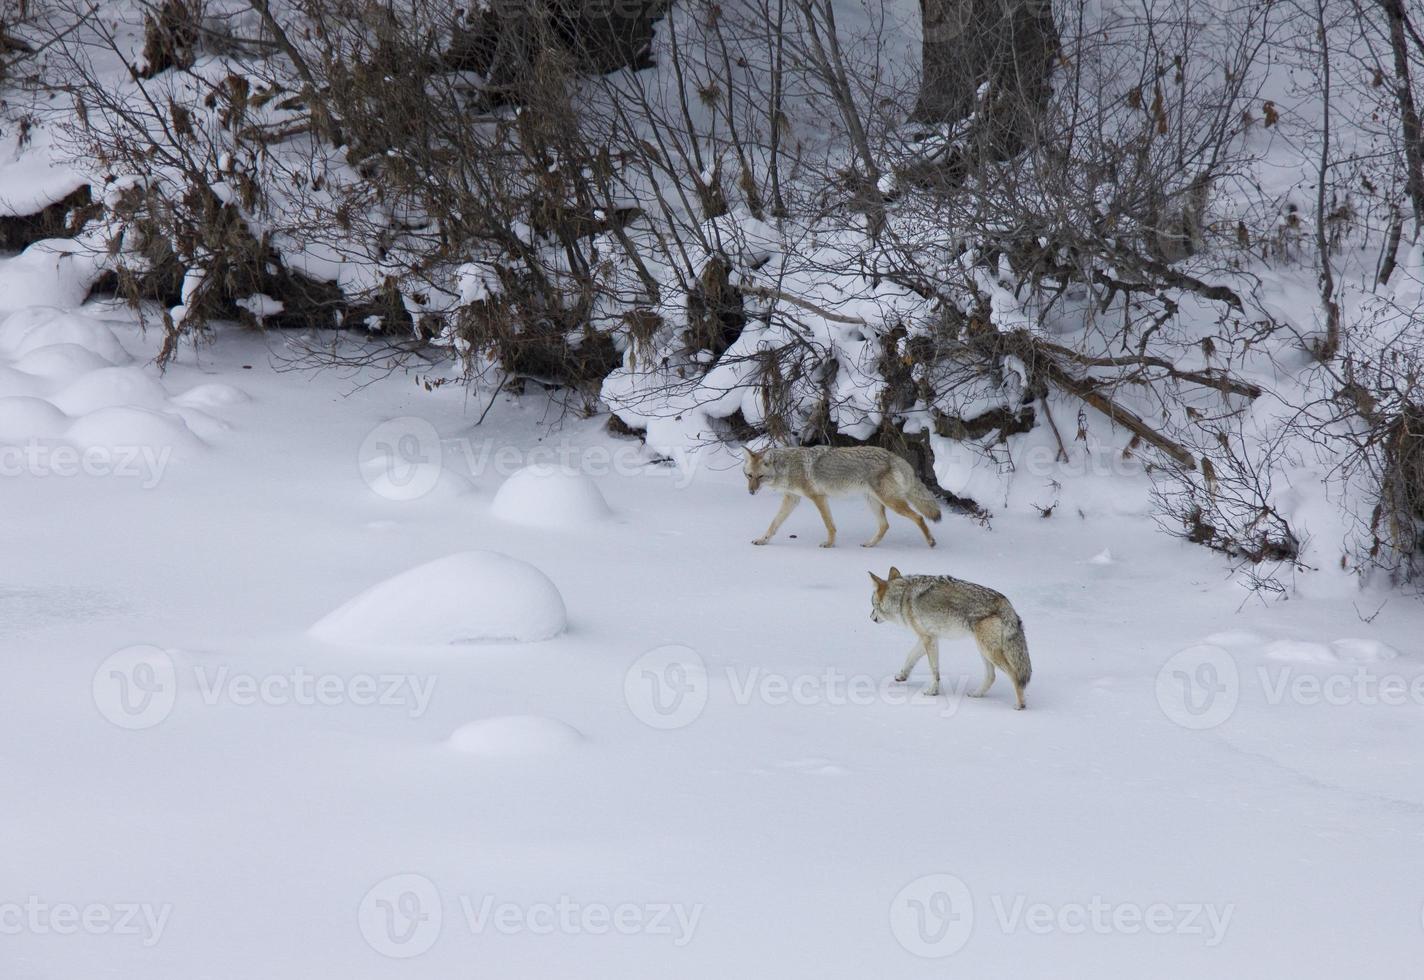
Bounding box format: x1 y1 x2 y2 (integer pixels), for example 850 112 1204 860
10 343 119 382
50 366 171 415
490 463 611 528
66 405 202 454
0 308 130 365
310 550 567 646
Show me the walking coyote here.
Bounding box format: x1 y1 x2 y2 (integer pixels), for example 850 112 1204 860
868 567 1032 709
742 446 942 548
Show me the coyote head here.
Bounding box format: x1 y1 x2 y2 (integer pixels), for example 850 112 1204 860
867 567 902 622
742 447 771 494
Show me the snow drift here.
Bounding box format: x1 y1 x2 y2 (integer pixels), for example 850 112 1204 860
490 463 611 528
446 715 584 757
309 550 567 646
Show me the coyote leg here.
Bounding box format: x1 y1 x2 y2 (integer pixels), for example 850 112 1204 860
863 497 890 548
753 494 801 545
809 494 837 548
923 636 941 696
886 497 936 547
969 658 996 698
895 638 927 682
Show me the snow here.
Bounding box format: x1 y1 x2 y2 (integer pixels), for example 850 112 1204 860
1 0 1422 974
0 239 105 312
1264 637 1402 664
490 463 612 528
0 300 1418 978
0 364 49 398
0 308 204 485
447 715 585 757
11 342 121 380
65 404 202 454
234 293 285 321
50 365 172 414
310 550 568 646
0 154 86 217
356 418 476 503
0 307 131 364
171 383 251 410
0 395 69 441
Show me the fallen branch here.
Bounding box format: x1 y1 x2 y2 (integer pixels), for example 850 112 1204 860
1044 363 1198 469
1040 341 1263 399
740 283 870 325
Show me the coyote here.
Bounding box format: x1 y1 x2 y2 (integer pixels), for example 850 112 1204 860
743 446 942 548
868 567 1032 709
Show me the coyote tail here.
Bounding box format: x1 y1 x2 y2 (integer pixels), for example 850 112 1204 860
998 604 1032 688
907 480 943 523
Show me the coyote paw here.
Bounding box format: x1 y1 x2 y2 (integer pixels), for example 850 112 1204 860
860 542 878 548
966 689 988 699
894 672 909 683
922 684 940 697
752 537 769 546
926 537 937 548
819 541 835 549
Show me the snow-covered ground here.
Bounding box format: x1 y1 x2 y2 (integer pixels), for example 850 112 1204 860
1 292 1421 978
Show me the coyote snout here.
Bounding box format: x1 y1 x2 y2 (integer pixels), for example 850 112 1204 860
869 567 1032 709
743 445 942 548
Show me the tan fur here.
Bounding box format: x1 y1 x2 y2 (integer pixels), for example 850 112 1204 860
743 446 942 548
869 567 1032 709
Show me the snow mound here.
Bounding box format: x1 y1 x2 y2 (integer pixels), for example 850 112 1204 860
0 396 70 442
0 308 130 365
310 551 567 646
172 383 250 409
0 164 86 217
66 406 202 453
11 343 119 381
168 406 232 442
447 715 583 757
51 366 171 414
490 463 611 528
0 365 51 398
0 240 107 313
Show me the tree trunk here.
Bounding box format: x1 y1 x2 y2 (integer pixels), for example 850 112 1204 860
913 0 1058 150
1378 0 1424 232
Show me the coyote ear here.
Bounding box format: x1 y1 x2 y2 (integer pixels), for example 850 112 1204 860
868 571 885 586
888 566 902 580
744 446 761 461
